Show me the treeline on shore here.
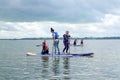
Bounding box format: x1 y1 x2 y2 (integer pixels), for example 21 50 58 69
1 37 120 40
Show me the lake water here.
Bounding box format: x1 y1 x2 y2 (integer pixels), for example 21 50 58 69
0 39 120 80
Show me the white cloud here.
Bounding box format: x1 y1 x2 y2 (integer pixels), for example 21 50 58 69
101 14 120 26
0 0 120 38
0 18 120 39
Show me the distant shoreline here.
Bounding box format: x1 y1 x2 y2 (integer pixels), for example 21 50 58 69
0 37 120 40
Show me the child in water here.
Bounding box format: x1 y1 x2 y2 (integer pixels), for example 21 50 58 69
80 39 84 46
73 39 77 46
41 40 49 55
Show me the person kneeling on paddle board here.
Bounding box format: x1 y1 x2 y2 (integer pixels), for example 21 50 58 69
41 40 49 55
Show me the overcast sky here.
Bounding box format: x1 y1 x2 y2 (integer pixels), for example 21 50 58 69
0 0 120 39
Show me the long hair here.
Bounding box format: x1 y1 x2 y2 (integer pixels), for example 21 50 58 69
50 28 54 32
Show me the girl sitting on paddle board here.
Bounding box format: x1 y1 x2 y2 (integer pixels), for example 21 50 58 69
41 40 49 55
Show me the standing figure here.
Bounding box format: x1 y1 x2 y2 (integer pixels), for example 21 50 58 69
63 31 70 54
50 28 60 54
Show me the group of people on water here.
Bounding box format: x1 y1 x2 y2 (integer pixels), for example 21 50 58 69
73 39 83 46
41 28 83 55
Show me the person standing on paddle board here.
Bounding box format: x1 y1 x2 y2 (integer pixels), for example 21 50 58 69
63 31 70 54
50 28 60 54
41 40 49 55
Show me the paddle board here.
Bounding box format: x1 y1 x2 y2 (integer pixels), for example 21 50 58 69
26 52 94 57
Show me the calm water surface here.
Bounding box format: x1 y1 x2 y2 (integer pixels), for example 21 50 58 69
0 40 120 80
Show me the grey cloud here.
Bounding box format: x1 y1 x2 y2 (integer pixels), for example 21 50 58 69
0 0 120 23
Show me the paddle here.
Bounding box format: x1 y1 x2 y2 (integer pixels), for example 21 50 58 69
52 41 54 56
52 45 53 55
68 46 70 55
68 40 71 54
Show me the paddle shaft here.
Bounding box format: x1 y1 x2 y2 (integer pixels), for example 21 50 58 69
68 40 71 54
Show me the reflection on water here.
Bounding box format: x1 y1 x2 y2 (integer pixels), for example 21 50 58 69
52 57 60 76
41 57 49 79
39 57 71 80
63 57 71 80
1 40 120 80
24 55 93 80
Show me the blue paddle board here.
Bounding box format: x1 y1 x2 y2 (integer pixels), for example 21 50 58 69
26 52 94 57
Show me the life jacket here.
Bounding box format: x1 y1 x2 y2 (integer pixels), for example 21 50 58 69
63 34 70 42
45 45 49 50
42 42 49 50
54 32 59 39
